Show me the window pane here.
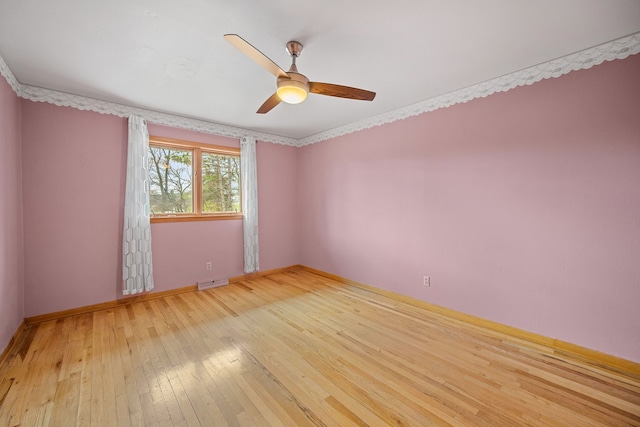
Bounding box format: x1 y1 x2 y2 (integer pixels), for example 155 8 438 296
148 146 193 214
201 153 241 213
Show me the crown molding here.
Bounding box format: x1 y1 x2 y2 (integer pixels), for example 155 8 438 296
0 53 21 94
2 32 639 148
0 56 298 146
17 85 298 146
297 32 640 146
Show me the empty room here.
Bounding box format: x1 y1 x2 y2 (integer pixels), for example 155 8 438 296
1 1 639 426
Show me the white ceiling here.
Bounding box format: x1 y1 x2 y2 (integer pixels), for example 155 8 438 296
1 1 639 140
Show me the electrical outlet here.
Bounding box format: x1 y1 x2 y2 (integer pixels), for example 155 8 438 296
206 262 212 270
423 276 430 287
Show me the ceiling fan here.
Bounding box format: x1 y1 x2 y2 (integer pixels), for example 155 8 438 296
224 34 376 114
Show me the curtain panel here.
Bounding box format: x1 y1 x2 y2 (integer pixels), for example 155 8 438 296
241 136 259 273
123 115 154 295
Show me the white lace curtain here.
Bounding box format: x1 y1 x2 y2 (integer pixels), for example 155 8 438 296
123 115 154 295
241 136 259 273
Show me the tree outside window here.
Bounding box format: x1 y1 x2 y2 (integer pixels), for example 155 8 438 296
149 147 193 214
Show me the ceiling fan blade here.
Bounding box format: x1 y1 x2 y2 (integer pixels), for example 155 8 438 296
224 34 289 78
257 93 282 114
309 82 376 101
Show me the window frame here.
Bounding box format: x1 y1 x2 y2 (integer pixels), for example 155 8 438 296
148 136 242 223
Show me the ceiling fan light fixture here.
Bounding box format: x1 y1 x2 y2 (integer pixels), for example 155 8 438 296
277 79 308 104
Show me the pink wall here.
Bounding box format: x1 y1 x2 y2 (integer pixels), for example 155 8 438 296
298 55 640 362
0 77 24 352
146 124 244 292
256 140 299 270
22 103 127 316
20 111 299 317
146 125 299 291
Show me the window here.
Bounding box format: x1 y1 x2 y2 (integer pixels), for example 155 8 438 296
148 136 242 222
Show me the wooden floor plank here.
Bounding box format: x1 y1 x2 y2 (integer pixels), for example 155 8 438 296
1 268 639 426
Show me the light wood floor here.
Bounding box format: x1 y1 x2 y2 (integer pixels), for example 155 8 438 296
1 269 639 426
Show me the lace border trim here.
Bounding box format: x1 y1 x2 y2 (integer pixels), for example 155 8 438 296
2 32 639 147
